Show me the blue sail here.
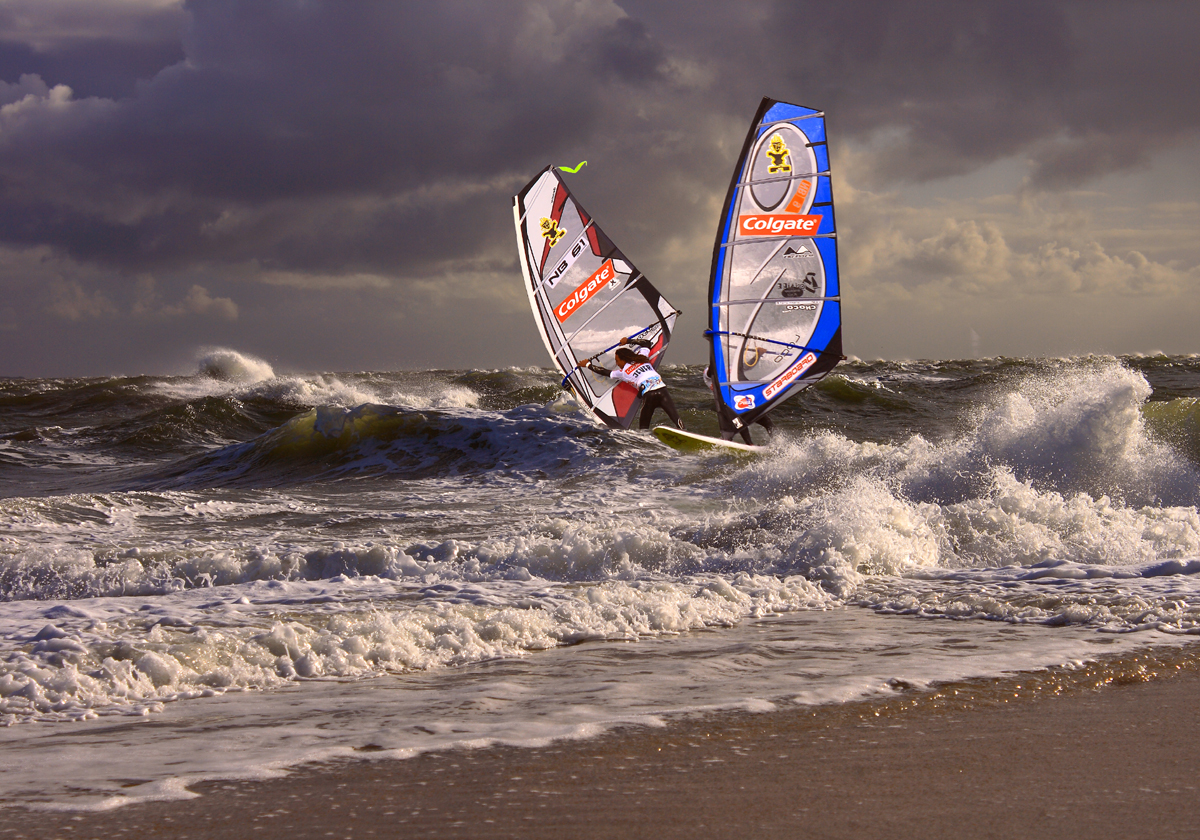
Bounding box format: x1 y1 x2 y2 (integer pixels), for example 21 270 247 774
707 98 843 427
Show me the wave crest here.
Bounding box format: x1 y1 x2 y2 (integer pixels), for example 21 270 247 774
196 348 275 383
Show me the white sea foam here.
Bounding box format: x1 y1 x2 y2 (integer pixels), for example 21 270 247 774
751 362 1197 506
0 609 1183 811
0 573 830 726
196 348 275 383
4 472 1200 729
149 349 485 412
3 358 1200 809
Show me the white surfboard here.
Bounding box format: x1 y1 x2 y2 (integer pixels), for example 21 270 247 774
652 426 763 454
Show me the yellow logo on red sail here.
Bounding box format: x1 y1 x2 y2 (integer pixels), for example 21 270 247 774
739 214 822 236
556 259 615 323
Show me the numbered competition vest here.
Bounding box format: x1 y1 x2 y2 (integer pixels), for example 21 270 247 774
613 360 664 396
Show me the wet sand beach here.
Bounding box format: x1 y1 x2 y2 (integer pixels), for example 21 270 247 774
5 658 1199 840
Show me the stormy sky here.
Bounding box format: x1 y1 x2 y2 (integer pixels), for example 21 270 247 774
1 0 1197 377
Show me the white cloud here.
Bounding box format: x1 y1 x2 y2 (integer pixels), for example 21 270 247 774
0 74 116 143
0 77 74 118
843 182 1200 308
132 277 237 320
46 278 117 320
902 219 1012 293
172 284 237 319
0 73 52 107
0 0 186 50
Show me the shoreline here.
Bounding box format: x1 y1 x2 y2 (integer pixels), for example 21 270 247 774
4 647 1200 839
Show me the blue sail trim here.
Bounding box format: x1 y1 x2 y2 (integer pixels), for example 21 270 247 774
762 102 820 123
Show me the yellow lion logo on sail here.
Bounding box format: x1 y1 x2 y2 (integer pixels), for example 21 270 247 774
540 217 566 247
766 134 792 174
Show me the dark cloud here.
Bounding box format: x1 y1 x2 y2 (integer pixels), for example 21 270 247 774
0 2 666 279
0 37 184 99
754 1 1073 180
1028 134 1151 190
588 16 666 84
725 0 1197 186
4 0 1194 269
0 0 1196 376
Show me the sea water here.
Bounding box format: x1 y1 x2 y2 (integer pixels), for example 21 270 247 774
2 350 1200 809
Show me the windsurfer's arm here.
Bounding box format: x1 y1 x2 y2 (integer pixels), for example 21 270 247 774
621 337 653 350
579 361 611 376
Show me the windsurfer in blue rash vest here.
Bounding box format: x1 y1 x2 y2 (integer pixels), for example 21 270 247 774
578 337 685 431
703 364 774 444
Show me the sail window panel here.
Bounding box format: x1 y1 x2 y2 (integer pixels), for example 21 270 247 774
754 133 828 174
564 284 659 361
721 236 832 304
543 253 621 321
743 125 821 205
719 299 823 385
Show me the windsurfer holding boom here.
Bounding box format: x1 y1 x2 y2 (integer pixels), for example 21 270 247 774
578 337 685 431
703 364 774 444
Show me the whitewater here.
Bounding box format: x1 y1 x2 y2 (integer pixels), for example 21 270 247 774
3 348 1200 810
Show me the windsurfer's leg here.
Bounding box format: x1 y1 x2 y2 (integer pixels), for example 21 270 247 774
715 401 737 440
756 413 775 436
638 393 659 430
720 403 752 443
658 390 684 430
